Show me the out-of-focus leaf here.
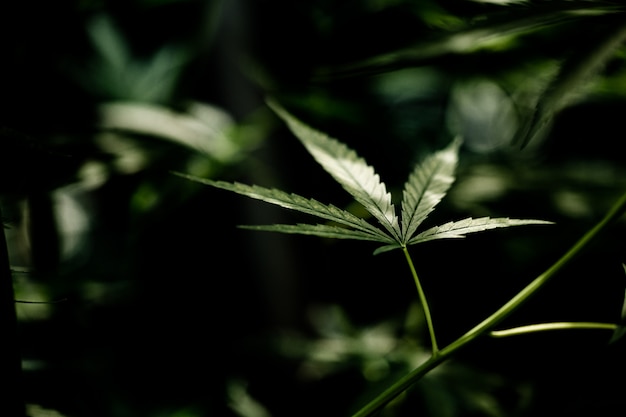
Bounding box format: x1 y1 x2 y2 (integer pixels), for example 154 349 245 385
87 14 128 73
314 3 624 80
99 101 237 162
25 404 69 417
446 79 518 152
84 15 189 102
228 379 273 417
514 20 626 148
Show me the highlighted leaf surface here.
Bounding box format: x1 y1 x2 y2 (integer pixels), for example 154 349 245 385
242 223 396 243
173 174 394 244
401 138 460 243
268 100 402 241
409 217 553 245
177 100 552 254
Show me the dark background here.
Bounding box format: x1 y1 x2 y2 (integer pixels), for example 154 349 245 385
2 1 626 416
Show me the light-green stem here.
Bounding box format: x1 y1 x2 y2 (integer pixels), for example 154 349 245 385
351 190 626 417
490 322 618 337
402 246 439 355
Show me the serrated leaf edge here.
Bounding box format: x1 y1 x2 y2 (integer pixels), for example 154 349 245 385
268 99 402 241
400 137 461 243
408 217 554 245
241 223 396 243
174 172 392 241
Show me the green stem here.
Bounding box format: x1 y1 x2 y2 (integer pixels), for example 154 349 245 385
0 203 26 417
402 246 439 355
351 190 626 417
490 322 618 337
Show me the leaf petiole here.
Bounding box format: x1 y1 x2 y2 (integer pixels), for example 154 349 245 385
402 246 439 355
352 189 626 417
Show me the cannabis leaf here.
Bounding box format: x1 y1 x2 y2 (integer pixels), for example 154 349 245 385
514 20 626 148
271 101 402 241
400 138 460 244
175 100 552 254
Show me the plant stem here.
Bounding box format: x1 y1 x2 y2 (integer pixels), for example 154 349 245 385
490 322 618 337
402 246 438 355
0 203 26 417
351 190 626 417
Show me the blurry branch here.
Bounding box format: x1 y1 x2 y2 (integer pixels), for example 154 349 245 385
313 3 624 81
15 298 68 304
352 189 626 417
0 204 26 417
514 19 626 148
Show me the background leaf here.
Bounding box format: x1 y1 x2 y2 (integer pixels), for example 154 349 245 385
314 2 623 81
6 1 626 417
514 19 626 148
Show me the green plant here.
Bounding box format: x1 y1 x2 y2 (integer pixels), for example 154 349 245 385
182 99 626 417
0 208 26 417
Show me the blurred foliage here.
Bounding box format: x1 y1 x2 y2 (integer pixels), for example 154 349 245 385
1 0 626 416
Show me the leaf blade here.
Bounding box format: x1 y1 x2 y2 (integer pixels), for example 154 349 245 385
240 223 395 244
408 217 553 245
173 172 393 241
514 20 626 148
314 4 623 81
401 138 461 243
373 243 404 256
268 99 402 241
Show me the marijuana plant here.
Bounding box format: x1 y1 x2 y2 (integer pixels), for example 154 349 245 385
176 101 626 416
177 100 550 256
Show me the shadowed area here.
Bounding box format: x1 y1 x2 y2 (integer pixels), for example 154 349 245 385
1 1 626 416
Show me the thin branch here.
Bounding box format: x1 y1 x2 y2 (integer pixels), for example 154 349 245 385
403 247 438 355
351 190 626 417
490 322 618 337
0 204 26 416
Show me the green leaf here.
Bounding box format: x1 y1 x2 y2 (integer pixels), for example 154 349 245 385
173 173 393 242
176 102 552 256
376 216 543 255
240 223 395 243
407 217 554 245
372 243 404 256
314 3 623 81
267 99 402 241
400 138 461 244
514 20 626 148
